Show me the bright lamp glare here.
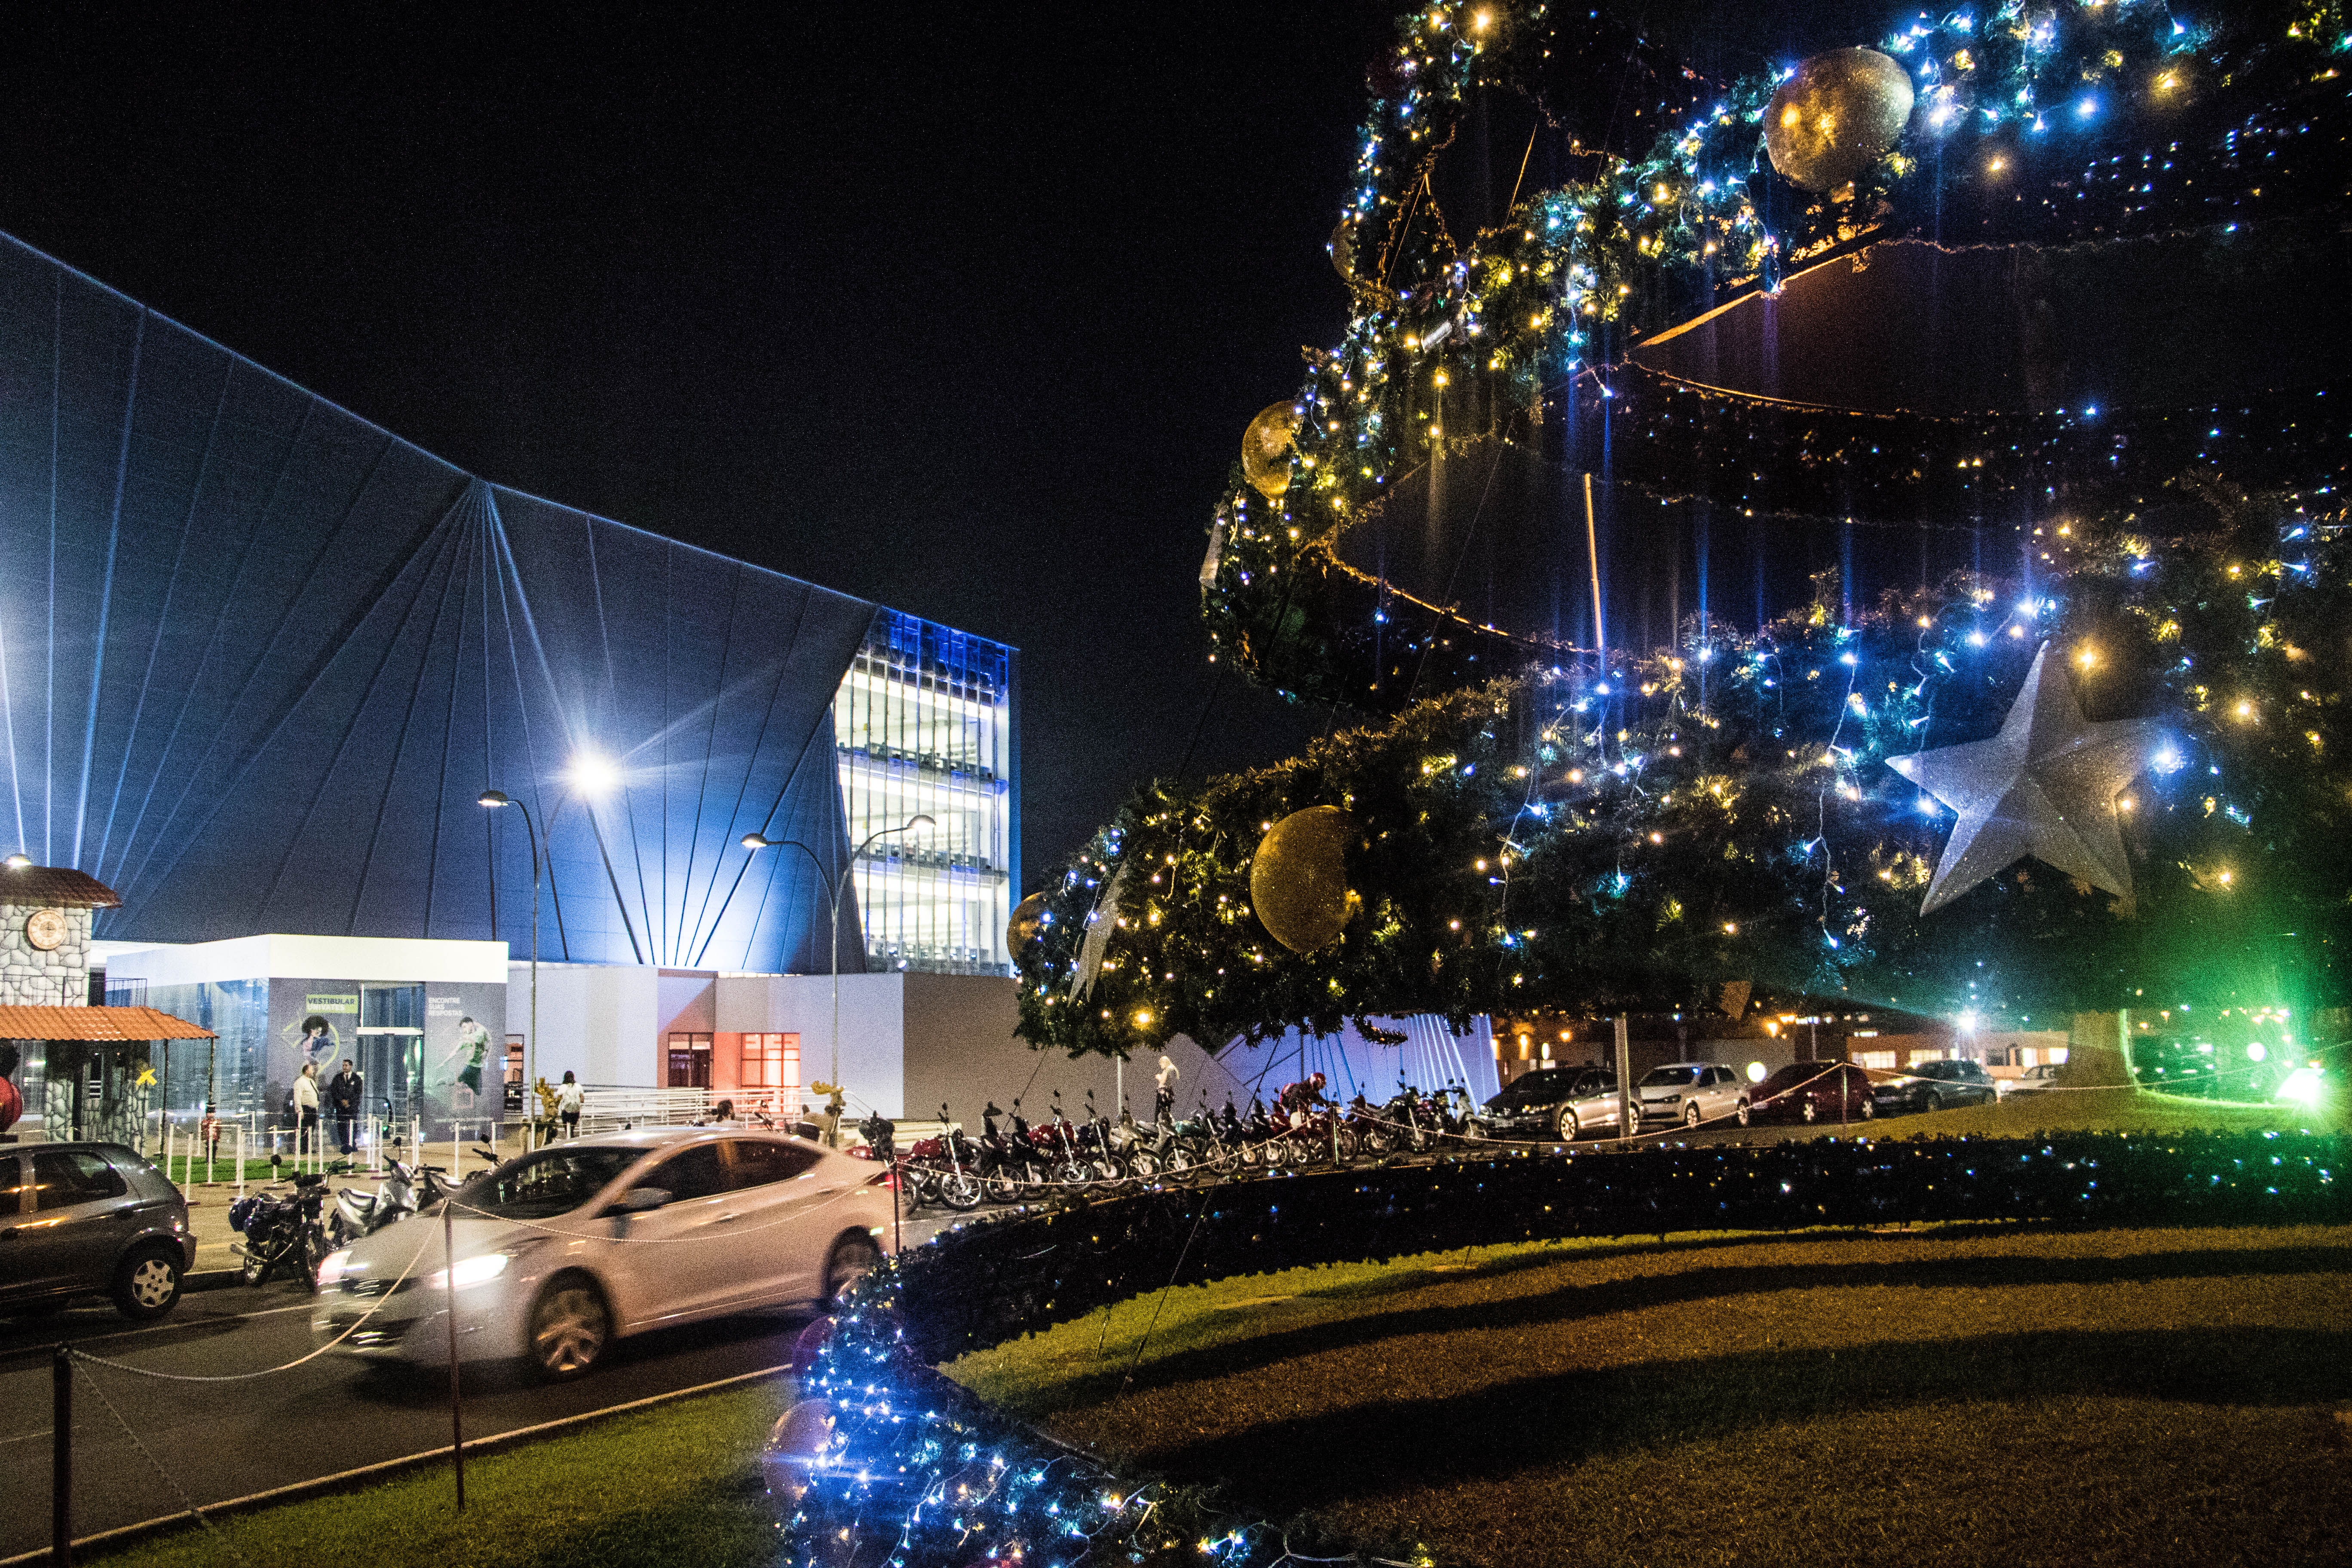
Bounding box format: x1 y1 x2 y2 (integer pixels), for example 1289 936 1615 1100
567 753 619 797
1746 1061 1768 1084
2277 1067 2324 1107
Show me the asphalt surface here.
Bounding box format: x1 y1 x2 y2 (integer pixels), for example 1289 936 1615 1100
0 1207 964 1562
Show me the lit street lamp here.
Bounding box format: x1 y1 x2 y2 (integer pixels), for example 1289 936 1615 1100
743 813 933 1141
480 753 617 1139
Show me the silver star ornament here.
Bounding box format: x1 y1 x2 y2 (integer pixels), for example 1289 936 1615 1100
1886 643 2165 915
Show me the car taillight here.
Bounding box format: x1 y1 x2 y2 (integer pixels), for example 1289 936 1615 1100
866 1170 900 1191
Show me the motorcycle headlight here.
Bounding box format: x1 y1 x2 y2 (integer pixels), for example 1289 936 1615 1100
316 1248 355 1286
422 1253 512 1291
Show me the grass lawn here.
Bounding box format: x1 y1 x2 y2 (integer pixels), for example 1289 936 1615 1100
948 1224 2352 1568
84 1383 791 1568
1719 1083 2348 1145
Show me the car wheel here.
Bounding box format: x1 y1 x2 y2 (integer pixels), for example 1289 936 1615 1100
823 1233 884 1309
1734 1099 1751 1127
112 1246 185 1321
1555 1106 1580 1142
1925 1090 1944 1114
1684 1103 1703 1129
1800 1099 1819 1124
528 1275 611 1381
1859 1097 1876 1121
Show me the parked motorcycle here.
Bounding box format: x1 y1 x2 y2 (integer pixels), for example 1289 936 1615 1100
325 1158 450 1248
229 1174 332 1290
974 1102 1039 1203
1041 1093 1099 1184
900 1103 983 1210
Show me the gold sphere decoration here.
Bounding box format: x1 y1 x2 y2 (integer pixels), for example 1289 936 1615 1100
1240 401 1298 501
1328 219 1357 285
1763 47 1914 193
1249 805 1359 954
1006 891 1048 953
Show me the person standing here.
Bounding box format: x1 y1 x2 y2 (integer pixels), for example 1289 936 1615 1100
293 1063 322 1157
327 1059 364 1156
1154 1054 1181 1123
555 1070 583 1139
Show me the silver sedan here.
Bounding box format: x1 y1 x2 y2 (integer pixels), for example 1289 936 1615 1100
312 1127 893 1379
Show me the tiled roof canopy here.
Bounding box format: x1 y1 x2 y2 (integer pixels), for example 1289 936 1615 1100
0 1005 214 1040
0 865 122 908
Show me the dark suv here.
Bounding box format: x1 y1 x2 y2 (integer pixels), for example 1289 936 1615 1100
0 1143 195 1320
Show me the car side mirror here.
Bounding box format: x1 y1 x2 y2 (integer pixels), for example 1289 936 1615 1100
615 1187 672 1214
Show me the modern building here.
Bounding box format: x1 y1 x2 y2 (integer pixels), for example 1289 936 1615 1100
0 229 1019 1132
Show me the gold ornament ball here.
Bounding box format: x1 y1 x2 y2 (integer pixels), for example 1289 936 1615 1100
1763 47 1914 193
1328 219 1357 285
1249 805 1359 954
1240 401 1298 501
1006 891 1048 954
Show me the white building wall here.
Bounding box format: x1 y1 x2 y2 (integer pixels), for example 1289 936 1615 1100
511 962 662 1089
717 971 907 1116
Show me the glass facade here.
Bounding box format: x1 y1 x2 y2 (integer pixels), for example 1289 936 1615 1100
107 977 271 1121
833 610 1019 976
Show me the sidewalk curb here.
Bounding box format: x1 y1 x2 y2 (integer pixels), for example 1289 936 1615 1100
0 1360 796 1566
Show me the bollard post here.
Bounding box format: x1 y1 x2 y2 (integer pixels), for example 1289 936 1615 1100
1614 1014 1634 1144
52 1347 71 1566
444 1200 465 1510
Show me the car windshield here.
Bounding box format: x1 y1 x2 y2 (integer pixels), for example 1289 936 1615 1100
1640 1066 1703 1087
1493 1071 1568 1106
455 1148 640 1220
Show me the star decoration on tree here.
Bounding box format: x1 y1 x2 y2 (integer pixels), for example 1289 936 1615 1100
1886 644 2166 915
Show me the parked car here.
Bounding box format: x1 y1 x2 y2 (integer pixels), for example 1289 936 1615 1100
1476 1066 1624 1141
0 1142 195 1321
312 1127 893 1380
1999 1063 2065 1097
1747 1061 1877 1126
1631 1063 1752 1130
1873 1059 1999 1115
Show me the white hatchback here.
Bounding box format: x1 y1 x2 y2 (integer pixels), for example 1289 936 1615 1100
312 1128 894 1379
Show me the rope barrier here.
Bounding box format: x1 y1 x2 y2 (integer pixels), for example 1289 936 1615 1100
69 1352 254 1567
73 1220 444 1383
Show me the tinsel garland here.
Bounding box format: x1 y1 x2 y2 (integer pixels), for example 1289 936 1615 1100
781 1130 2347 1568
1029 500 2351 1057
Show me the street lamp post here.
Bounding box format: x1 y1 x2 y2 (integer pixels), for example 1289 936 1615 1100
480 761 614 1145
477 790 544 1141
743 813 931 1142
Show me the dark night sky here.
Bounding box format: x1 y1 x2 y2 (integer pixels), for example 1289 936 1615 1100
0 3 1881 890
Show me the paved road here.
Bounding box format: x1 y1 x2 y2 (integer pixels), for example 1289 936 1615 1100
0 1208 965 1563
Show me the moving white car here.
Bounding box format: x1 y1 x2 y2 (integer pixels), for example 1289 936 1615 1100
312 1128 893 1379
